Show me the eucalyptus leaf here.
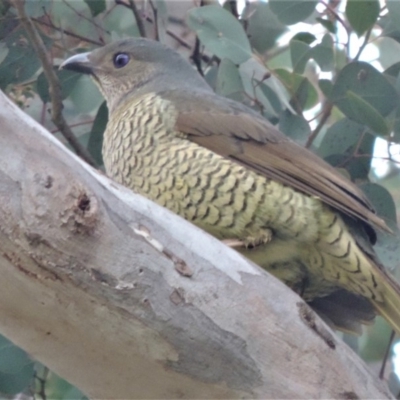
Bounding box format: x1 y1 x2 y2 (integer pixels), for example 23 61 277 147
0 29 52 89
188 5 252 64
87 101 108 166
346 0 380 36
330 62 398 131
245 2 286 53
312 34 334 72
331 62 398 116
84 0 106 17
257 82 283 114
360 183 397 223
324 132 375 180
290 34 334 74
318 118 366 158
0 365 34 395
345 90 389 135
279 109 310 145
316 17 336 34
0 336 32 374
274 68 316 111
290 40 310 74
36 69 81 103
318 79 333 99
387 1 400 29
269 0 318 25
69 75 103 114
291 32 316 45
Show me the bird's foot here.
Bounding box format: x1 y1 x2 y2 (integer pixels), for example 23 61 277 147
223 229 273 249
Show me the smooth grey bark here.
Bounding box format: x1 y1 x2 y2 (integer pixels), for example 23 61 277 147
0 90 393 399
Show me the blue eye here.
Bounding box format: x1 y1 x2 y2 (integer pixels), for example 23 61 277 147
113 53 130 68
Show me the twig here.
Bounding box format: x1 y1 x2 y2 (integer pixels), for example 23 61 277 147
305 103 333 148
12 0 97 167
320 0 349 35
227 0 239 18
354 27 372 61
115 0 146 37
148 0 159 41
31 17 103 46
164 28 192 49
379 329 395 379
191 37 203 76
51 119 94 134
320 0 351 60
146 9 214 66
34 366 49 400
61 0 110 35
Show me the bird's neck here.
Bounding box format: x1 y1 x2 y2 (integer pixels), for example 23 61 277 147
103 92 180 180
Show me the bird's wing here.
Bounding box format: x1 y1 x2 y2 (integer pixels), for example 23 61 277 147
160 89 389 237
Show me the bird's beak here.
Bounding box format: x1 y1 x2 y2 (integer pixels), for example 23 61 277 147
60 52 93 74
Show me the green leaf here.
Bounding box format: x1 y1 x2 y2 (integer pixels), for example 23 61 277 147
346 90 389 135
103 5 141 37
324 132 375 180
0 28 52 89
317 118 366 158
291 32 316 45
346 0 380 36
36 69 81 103
359 180 400 301
316 17 336 34
312 34 334 72
216 58 244 97
239 59 292 118
384 61 400 78
269 0 318 25
380 13 400 43
204 65 219 90
361 183 397 223
87 101 108 166
318 79 333 99
290 40 310 73
24 0 52 18
274 68 316 110
187 5 252 64
257 82 283 114
0 337 34 394
290 34 334 74
0 364 34 395
359 318 393 361
0 336 32 374
245 2 287 53
84 0 106 17
42 371 88 400
69 75 103 114
279 110 311 145
387 1 400 28
291 77 318 111
330 61 398 124
390 104 400 141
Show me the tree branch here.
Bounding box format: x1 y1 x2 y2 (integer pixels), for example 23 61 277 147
12 0 97 167
0 90 394 399
31 17 103 46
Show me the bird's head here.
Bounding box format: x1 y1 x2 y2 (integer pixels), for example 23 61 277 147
61 37 210 112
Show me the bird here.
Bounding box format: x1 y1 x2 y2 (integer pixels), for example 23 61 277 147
61 37 400 335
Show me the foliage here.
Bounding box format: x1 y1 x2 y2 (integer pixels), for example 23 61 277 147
1 0 400 397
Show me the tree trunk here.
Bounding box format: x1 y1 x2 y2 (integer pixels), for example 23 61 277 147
0 90 393 399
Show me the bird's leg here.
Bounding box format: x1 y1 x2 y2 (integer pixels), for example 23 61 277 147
223 228 273 249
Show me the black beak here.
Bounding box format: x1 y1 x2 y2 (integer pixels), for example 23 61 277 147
60 52 93 74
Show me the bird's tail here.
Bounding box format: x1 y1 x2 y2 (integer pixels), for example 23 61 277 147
371 266 400 335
